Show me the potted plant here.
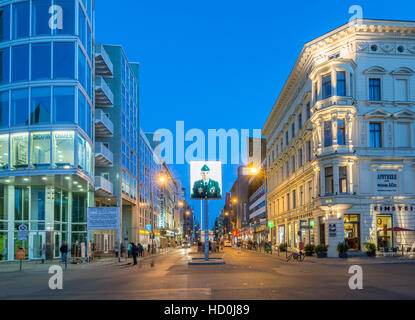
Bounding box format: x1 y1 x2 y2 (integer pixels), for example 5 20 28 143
364 242 376 257
304 244 315 256
315 244 328 258
279 243 288 252
337 242 349 258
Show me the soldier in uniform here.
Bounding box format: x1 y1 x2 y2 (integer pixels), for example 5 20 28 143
191 164 221 199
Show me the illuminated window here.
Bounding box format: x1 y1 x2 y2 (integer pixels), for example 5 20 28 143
53 131 74 168
30 132 51 169
11 132 29 169
0 134 9 170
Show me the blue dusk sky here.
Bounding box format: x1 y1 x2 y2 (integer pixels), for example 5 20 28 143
95 0 415 228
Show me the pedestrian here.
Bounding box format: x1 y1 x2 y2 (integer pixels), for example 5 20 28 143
138 243 144 258
128 242 132 258
237 241 241 253
120 242 125 257
131 242 138 265
148 243 151 254
60 241 68 265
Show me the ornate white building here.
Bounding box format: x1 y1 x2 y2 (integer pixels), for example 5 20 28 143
262 19 415 257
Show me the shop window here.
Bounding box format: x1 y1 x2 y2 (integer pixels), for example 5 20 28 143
278 225 285 244
31 43 51 80
11 88 29 126
12 45 29 82
53 87 75 123
309 219 315 245
30 132 51 168
14 187 29 220
322 74 332 99
0 5 10 43
32 0 51 36
344 214 360 250
324 167 334 195
0 91 9 127
0 48 9 84
0 134 8 170
377 215 393 249
53 0 75 35
294 221 299 248
53 43 75 79
287 223 292 247
339 166 347 193
12 1 29 39
337 119 346 145
30 186 45 220
0 231 7 260
31 87 51 124
11 132 28 169
336 71 346 96
53 131 74 168
324 121 332 147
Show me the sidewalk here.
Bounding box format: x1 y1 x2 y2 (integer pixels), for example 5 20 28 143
0 248 174 273
237 247 415 265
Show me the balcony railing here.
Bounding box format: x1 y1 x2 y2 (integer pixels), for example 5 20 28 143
95 142 113 167
95 175 114 196
95 109 114 137
95 43 113 77
95 76 114 107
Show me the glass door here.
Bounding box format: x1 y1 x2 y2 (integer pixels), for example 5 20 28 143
30 232 45 260
54 232 62 258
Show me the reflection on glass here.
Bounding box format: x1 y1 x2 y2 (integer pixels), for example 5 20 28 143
78 4 86 48
86 140 92 176
78 47 86 89
11 132 28 169
72 192 86 223
78 91 86 131
53 42 74 79
0 5 10 42
78 135 86 171
62 190 69 222
0 48 9 84
54 188 62 221
53 87 74 123
31 43 51 80
32 0 52 36
31 87 51 124
0 91 9 127
31 186 45 220
0 134 8 170
30 132 51 169
12 45 29 82
12 1 29 39
11 88 29 126
14 187 29 220
53 131 74 168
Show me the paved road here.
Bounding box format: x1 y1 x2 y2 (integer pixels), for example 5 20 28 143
2 247 415 299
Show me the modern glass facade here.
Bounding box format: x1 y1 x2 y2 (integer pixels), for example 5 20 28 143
0 0 95 261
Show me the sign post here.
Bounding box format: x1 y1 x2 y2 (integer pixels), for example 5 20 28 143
204 199 209 261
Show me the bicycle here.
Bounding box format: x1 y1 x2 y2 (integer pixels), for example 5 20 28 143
286 250 305 262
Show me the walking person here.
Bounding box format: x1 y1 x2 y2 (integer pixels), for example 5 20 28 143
128 242 132 258
148 243 151 254
138 243 144 258
131 242 138 265
237 241 241 253
60 241 68 268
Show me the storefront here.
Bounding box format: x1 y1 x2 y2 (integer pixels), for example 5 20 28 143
344 214 360 251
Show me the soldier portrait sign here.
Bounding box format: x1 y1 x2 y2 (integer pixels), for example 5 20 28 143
190 161 222 199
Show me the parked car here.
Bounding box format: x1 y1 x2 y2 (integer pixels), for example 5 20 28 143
181 242 190 248
224 240 232 247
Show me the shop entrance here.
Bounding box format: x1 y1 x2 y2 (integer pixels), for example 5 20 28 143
319 217 325 245
30 232 45 260
377 215 393 249
344 214 361 250
54 232 62 258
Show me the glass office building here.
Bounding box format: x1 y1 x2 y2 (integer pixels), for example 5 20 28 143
0 0 95 261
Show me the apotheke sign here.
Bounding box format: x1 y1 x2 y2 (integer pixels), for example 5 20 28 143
376 171 397 194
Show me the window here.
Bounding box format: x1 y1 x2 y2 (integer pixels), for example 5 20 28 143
31 186 45 221
396 123 410 148
12 1 30 39
31 132 51 169
14 187 29 220
291 123 295 138
0 91 9 127
291 155 295 173
86 102 91 137
287 193 290 211
0 48 9 84
395 79 408 101
32 0 52 36
339 166 347 193
72 192 86 223
297 148 303 168
344 214 360 250
325 167 334 195
322 74 332 99
53 43 75 79
86 140 92 176
337 71 346 96
78 135 86 171
78 91 86 131
78 47 86 90
53 87 75 123
298 113 302 130
11 132 29 169
337 119 346 145
324 121 332 147
31 87 51 124
369 123 382 148
306 102 311 120
31 43 51 80
292 190 296 209
11 89 29 126
12 45 29 82
53 0 75 35
287 223 292 246
369 78 381 101
53 131 74 168
78 4 86 48
0 5 10 42
0 134 9 170
306 141 311 162
285 131 288 146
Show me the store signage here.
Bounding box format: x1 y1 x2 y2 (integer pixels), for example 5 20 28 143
374 206 413 212
329 223 336 237
376 171 397 194
268 221 274 228
16 248 25 260
87 207 120 230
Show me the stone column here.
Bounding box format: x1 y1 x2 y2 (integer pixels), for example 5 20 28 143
347 161 354 194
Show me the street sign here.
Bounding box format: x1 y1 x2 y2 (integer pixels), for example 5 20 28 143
87 207 120 230
268 221 274 228
17 231 28 241
145 224 152 232
18 224 27 231
16 248 25 260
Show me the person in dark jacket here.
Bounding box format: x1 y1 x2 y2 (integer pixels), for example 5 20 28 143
60 242 68 264
137 243 144 258
131 242 138 265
